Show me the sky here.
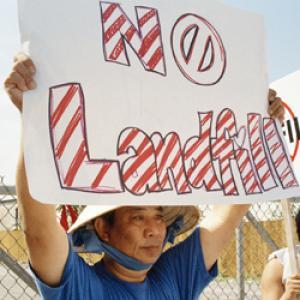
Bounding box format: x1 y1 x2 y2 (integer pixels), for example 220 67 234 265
0 0 299 185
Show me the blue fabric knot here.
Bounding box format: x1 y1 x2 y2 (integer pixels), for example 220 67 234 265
72 227 104 253
165 215 184 244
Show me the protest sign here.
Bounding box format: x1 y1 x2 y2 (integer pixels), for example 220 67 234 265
18 0 300 204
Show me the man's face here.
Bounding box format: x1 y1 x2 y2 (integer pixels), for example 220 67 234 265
104 206 167 264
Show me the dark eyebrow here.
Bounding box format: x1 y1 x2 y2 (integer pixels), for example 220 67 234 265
156 206 163 212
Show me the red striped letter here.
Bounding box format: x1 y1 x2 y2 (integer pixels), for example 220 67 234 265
100 1 166 76
183 112 222 192
118 128 160 195
49 83 123 193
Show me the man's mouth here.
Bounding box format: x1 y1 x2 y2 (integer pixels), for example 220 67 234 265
141 244 162 254
142 246 160 250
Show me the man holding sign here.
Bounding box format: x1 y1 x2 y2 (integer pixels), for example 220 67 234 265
6 0 299 298
4 53 285 299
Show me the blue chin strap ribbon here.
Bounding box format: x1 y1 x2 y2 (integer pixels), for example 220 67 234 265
71 215 184 271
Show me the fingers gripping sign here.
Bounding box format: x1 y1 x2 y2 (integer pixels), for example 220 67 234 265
4 53 36 112
268 89 285 124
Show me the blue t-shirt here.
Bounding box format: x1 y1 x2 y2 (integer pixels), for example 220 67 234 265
32 227 217 300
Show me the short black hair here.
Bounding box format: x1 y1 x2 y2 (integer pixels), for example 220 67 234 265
100 210 115 226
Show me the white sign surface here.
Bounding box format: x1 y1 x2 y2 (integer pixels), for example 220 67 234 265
271 71 300 182
19 0 300 204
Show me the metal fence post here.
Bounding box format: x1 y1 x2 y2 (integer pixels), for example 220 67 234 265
236 220 245 300
0 249 38 293
246 211 279 252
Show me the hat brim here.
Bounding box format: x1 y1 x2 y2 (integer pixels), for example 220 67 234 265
68 205 200 253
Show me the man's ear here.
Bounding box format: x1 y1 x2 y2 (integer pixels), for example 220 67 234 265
94 218 110 242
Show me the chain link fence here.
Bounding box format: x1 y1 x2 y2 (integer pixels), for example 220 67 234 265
0 177 299 299
201 200 300 300
0 178 39 300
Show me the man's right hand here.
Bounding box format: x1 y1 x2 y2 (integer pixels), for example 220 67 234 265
4 53 36 112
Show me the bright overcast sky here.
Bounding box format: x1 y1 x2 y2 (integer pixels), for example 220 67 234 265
0 0 299 184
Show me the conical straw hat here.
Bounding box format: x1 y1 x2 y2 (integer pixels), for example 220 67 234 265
68 205 200 252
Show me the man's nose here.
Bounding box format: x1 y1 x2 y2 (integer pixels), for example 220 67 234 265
144 219 160 238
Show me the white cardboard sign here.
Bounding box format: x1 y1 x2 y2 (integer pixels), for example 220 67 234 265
18 0 300 204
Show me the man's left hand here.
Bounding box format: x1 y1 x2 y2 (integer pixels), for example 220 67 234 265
268 89 285 124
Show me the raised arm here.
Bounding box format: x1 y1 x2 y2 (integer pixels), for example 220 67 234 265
200 204 250 270
4 53 69 286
